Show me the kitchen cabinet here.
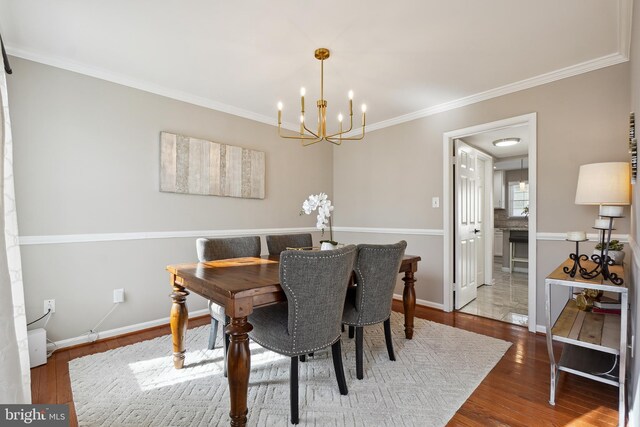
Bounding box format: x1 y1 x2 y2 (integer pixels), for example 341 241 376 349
494 230 503 256
493 170 505 209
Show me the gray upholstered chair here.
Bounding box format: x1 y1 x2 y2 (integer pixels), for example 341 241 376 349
249 245 357 425
196 236 261 376
266 233 313 255
342 240 407 380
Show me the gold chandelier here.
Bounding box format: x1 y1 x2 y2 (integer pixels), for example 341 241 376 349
277 48 366 146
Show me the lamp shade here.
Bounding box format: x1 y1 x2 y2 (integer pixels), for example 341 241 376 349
574 162 631 205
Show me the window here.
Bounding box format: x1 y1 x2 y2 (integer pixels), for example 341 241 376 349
509 181 529 217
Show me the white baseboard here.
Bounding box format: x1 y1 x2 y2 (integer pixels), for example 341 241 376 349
47 308 209 351
536 324 546 334
392 293 444 311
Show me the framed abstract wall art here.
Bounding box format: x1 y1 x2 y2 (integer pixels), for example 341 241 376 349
160 132 265 199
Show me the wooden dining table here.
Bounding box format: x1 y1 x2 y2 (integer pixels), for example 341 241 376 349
166 253 421 427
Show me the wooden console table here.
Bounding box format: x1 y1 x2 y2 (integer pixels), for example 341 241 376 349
545 259 628 427
167 254 421 426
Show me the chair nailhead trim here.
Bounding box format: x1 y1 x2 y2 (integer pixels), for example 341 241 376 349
281 248 354 353
354 247 400 326
250 334 341 356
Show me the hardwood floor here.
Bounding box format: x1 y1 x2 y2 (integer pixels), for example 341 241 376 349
31 304 620 426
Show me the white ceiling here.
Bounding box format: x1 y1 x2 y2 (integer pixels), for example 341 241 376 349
462 125 529 159
0 1 631 132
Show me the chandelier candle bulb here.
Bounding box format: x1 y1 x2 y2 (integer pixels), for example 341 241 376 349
567 231 586 241
599 205 623 217
595 218 612 229
338 113 343 122
276 48 366 145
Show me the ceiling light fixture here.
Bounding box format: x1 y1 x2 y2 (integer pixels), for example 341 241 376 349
492 137 520 147
277 48 366 146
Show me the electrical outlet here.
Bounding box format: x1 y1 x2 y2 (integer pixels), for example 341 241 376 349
432 197 440 208
44 299 55 314
113 288 125 304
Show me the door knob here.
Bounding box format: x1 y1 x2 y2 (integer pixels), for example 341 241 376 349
473 228 480 234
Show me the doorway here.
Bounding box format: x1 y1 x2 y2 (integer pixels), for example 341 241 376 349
442 113 537 333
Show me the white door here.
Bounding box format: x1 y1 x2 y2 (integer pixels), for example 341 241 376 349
476 157 486 287
454 139 479 309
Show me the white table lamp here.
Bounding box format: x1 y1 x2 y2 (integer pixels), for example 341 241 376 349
573 162 630 285
575 162 630 211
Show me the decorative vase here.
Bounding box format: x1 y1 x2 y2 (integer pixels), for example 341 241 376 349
593 250 625 265
320 241 338 251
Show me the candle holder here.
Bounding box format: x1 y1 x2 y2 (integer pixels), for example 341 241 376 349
578 215 624 285
563 238 589 278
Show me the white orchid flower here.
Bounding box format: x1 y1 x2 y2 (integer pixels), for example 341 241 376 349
301 193 335 239
302 199 313 215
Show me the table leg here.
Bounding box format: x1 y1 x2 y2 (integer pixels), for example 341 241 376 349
226 316 253 427
402 270 416 339
170 279 189 369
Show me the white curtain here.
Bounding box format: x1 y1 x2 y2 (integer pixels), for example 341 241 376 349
0 63 30 403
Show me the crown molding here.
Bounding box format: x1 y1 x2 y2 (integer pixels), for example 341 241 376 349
7 0 632 137
5 45 299 133
346 53 628 136
619 0 633 60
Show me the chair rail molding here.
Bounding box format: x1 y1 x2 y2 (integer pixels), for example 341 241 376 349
536 232 629 242
333 226 444 236
18 227 318 246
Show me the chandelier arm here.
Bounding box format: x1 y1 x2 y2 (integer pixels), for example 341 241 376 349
324 137 343 145
278 126 322 140
329 127 366 141
302 137 323 147
302 123 320 138
326 111 354 138
326 124 354 138
277 47 366 145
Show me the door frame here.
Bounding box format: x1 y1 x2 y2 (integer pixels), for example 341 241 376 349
442 113 537 333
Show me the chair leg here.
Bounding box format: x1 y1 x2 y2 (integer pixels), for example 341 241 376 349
223 318 230 378
383 318 396 361
355 326 364 380
331 340 348 395
348 325 355 339
341 324 345 333
208 317 219 350
290 357 299 424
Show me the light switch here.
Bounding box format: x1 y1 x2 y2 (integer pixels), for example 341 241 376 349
432 197 440 208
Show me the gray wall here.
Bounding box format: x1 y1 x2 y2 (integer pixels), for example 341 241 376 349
8 58 332 341
333 62 631 321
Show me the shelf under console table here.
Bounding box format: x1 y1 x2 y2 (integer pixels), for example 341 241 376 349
545 259 628 426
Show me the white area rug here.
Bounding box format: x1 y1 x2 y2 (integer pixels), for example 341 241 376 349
69 312 511 426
